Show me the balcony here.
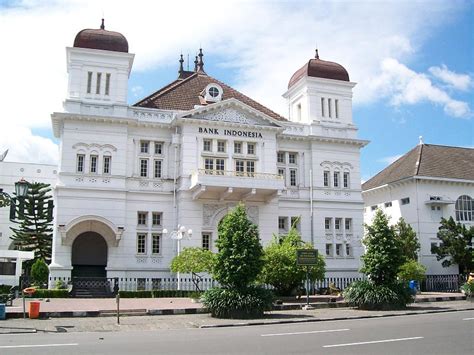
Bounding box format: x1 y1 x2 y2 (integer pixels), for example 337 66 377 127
189 169 285 202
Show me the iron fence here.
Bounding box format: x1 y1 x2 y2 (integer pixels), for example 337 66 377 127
420 274 466 293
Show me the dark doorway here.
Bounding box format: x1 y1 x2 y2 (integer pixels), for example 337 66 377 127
71 232 108 278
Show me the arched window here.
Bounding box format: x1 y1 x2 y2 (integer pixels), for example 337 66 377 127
455 195 473 221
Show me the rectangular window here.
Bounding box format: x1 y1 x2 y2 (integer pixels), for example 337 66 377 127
137 212 148 226
345 218 352 231
321 97 325 117
234 141 242 154
401 197 410 205
87 72 92 94
323 170 330 187
277 152 285 164
137 233 146 254
290 169 297 186
96 72 102 94
335 218 342 230
278 217 287 230
288 153 297 164
328 98 332 118
217 140 226 153
296 103 302 121
335 243 342 257
203 139 212 152
154 160 162 178
152 234 161 254
384 202 392 208
154 142 163 155
140 159 148 177
152 212 162 227
291 216 299 230
90 155 98 173
76 154 85 173
103 156 111 174
235 160 245 174
246 161 255 174
215 159 225 173
278 168 285 181
105 73 111 96
325 217 332 230
204 158 214 172
371 205 378 211
326 243 333 257
335 99 339 118
247 143 255 155
430 242 438 254
333 171 340 188
202 233 211 250
343 172 349 188
140 141 149 154
345 244 352 257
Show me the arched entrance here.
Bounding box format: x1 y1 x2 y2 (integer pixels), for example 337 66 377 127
71 232 108 278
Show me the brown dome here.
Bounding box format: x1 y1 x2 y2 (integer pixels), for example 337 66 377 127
73 20 128 53
288 51 349 88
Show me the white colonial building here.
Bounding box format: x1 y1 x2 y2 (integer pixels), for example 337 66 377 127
48 21 368 286
362 140 474 275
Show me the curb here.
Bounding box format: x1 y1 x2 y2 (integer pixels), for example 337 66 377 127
199 306 474 328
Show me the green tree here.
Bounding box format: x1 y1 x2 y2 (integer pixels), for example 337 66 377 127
213 203 264 290
30 258 49 287
362 209 404 285
170 247 214 291
394 218 420 262
259 228 325 296
432 217 474 275
397 260 427 282
10 182 54 269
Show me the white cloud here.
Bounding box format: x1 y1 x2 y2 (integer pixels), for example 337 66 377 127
0 0 470 163
429 64 472 91
377 154 403 166
368 58 471 118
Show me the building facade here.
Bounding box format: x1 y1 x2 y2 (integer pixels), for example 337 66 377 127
48 22 368 286
362 141 474 275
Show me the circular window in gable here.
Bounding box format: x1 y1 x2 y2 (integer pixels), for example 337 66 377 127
208 86 220 98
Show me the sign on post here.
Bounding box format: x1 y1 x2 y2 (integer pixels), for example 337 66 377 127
297 249 318 266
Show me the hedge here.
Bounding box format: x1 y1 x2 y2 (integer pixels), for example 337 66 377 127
119 290 202 298
28 289 70 298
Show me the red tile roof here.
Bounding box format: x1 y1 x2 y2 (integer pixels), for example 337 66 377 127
133 72 287 121
362 144 474 190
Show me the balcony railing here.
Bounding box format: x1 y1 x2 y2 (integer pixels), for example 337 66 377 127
196 169 283 180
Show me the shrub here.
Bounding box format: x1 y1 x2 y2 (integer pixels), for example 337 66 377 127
0 284 11 294
118 290 203 298
31 259 49 287
259 229 325 296
55 280 68 290
202 286 274 319
398 260 427 282
32 289 69 298
343 280 414 310
461 281 474 297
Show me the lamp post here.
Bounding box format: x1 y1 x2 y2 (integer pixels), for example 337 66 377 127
0 178 29 208
163 225 192 290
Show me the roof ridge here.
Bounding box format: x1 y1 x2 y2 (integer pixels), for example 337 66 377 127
415 144 423 175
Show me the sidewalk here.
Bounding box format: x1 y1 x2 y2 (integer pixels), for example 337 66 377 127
1 299 473 334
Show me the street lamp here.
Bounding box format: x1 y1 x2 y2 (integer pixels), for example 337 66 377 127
0 179 29 208
163 225 192 290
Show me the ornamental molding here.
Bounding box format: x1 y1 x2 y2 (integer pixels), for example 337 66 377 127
72 143 117 152
320 160 353 170
202 203 259 228
192 107 276 127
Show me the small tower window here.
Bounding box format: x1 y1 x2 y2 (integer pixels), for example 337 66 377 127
328 98 332 118
335 99 339 118
321 98 325 117
105 73 111 96
296 103 302 121
87 72 93 94
96 72 102 94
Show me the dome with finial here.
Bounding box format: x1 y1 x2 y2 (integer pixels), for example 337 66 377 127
288 49 349 88
73 19 129 53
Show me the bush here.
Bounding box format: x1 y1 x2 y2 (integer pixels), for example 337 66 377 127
398 260 427 282
32 289 69 298
118 290 203 298
31 259 49 287
0 284 11 294
202 286 274 319
461 281 474 297
55 280 68 290
343 280 414 310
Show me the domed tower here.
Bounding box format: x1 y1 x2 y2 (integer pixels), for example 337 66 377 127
65 19 134 115
282 50 355 128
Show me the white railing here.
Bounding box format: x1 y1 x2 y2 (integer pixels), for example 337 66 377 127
196 169 283 180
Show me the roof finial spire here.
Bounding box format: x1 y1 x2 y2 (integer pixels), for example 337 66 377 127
419 136 424 145
197 48 204 72
100 18 105 30
194 55 198 72
315 48 319 59
178 54 184 74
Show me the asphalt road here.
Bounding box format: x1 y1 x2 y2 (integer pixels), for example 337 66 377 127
1 310 473 354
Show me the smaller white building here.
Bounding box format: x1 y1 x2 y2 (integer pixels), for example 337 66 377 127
362 142 474 275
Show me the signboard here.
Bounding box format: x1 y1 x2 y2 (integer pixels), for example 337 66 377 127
296 249 318 266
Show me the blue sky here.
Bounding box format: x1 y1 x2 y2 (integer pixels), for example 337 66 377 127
1 0 473 181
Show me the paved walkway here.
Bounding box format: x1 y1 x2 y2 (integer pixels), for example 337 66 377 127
1 299 473 334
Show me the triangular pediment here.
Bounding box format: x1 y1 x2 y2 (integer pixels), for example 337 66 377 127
179 99 283 128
